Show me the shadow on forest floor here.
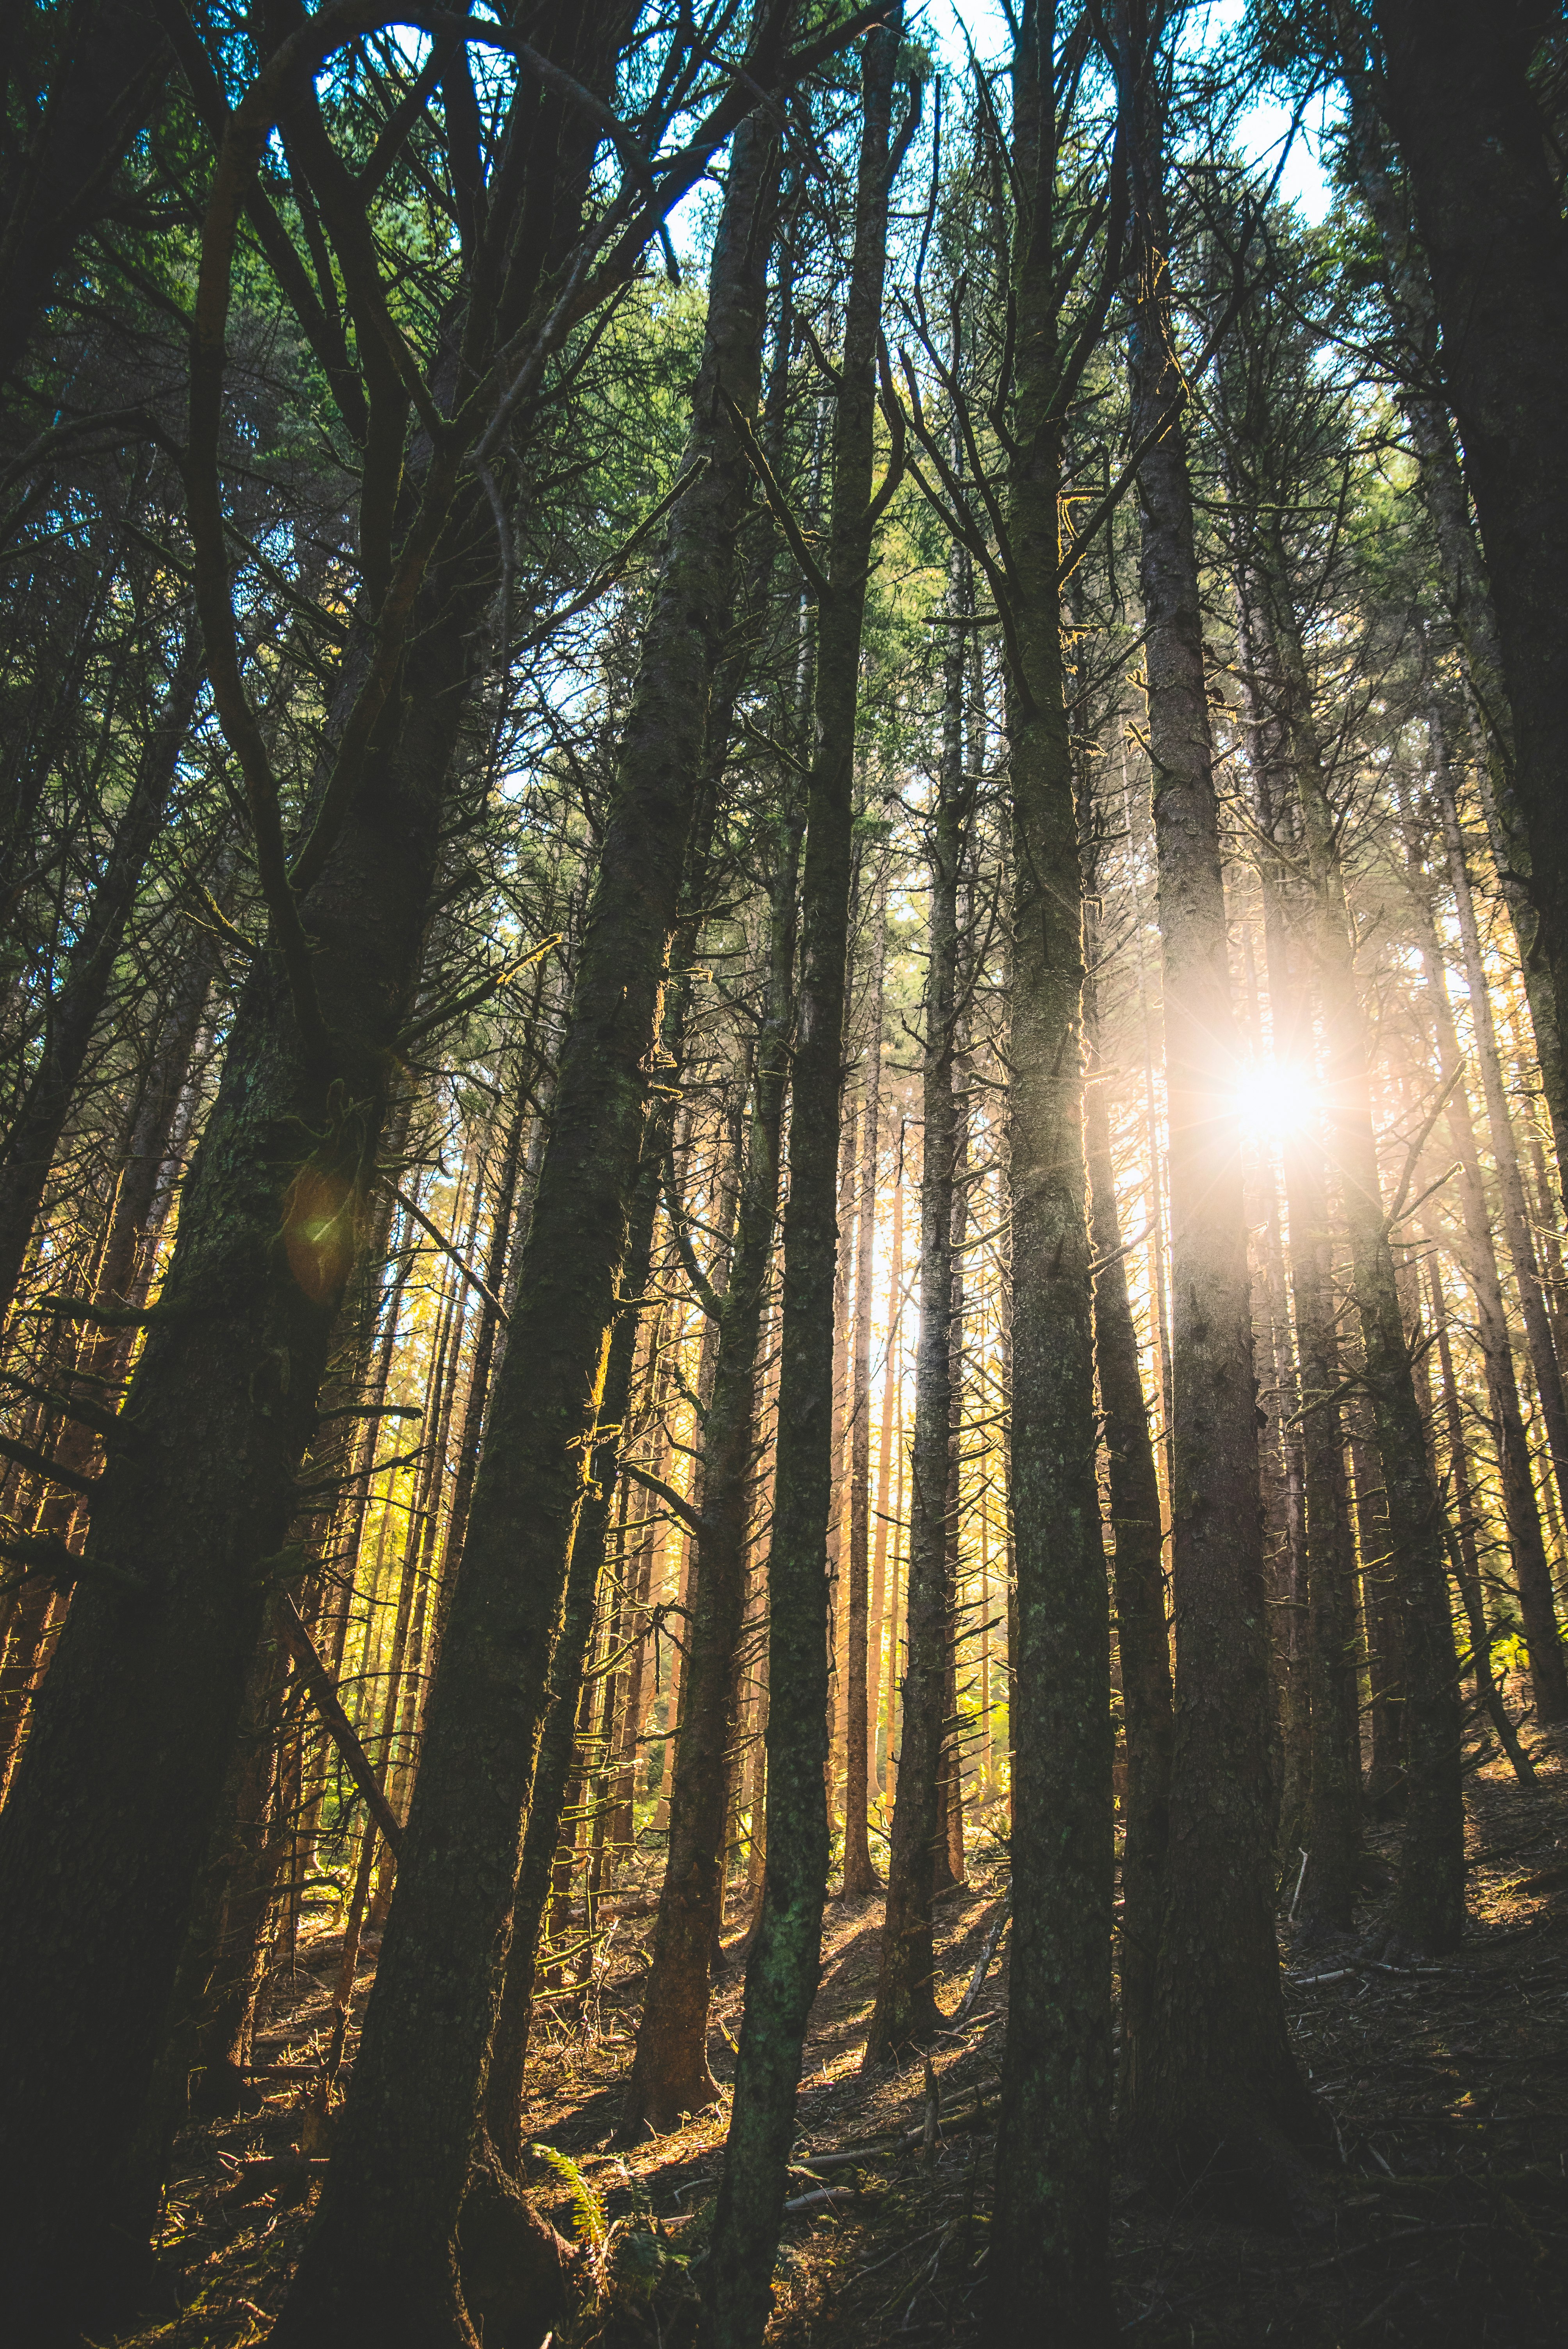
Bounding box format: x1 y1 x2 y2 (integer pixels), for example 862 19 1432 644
112 1753 1568 2346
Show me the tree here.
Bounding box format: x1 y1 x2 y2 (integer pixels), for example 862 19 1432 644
1096 0 1326 2211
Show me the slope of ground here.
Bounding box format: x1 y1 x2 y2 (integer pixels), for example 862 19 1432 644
114 1749 1568 2347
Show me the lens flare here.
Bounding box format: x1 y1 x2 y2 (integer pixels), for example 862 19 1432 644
1234 1060 1318 1141
283 1166 359 1302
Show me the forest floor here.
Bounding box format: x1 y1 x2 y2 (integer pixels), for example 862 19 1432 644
116 1744 1568 2349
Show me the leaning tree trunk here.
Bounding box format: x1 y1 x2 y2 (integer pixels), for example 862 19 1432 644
1427 1256 1539 1788
0 0 171 390
0 17 642 2333
1430 704 1568 1719
485 1125 669 2173
0 630 202 1323
698 28 899 2344
1105 0 1324 2212
1340 74 1568 1188
490 746 731 2164
273 110 782 2349
1342 48 1568 1193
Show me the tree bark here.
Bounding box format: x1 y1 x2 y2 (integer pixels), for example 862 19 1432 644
842 887 885 1891
1429 705 1568 1722
865 538 968 2061
983 7 1115 2333
273 102 782 2349
1080 785 1173 2110
1232 578 1361 1936
1361 0 1568 1193
622 782 798 2136
698 27 898 2341
867 1166 903 1802
1395 772 1568 1736
1105 0 1324 2209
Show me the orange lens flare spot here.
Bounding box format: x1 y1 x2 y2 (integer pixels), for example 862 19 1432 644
283 1167 357 1302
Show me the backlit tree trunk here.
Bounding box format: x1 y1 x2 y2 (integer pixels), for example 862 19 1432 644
985 5 1115 2331
1103 0 1324 2207
699 25 898 2340
865 539 967 2061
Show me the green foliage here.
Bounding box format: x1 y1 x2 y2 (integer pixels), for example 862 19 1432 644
529 2150 697 2347
529 2142 610 2254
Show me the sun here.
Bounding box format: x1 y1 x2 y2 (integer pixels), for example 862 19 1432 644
1234 1060 1319 1141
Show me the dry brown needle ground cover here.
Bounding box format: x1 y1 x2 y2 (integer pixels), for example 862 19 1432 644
114 1748 1568 2349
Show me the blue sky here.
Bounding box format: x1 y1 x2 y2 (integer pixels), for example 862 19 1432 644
659 0 1338 261
923 0 1337 223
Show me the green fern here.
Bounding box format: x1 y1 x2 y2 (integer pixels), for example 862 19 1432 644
529 2142 609 2255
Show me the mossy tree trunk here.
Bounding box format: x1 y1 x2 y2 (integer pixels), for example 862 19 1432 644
0 12 656 2330
698 25 900 2341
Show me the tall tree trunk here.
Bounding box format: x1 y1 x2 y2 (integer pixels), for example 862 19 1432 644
827 1086 858 1819
1430 703 1568 1722
983 7 1115 2333
1105 0 1323 2208
698 29 898 2342
1427 1256 1539 1787
1395 774 1567 1735
843 887 885 1891
1233 580 1361 1936
1080 778 1173 2114
868 1166 903 1802
1256 557 1465 1955
273 106 783 2349
938 926 971 1894
620 796 797 2135
1340 72 1568 1190
865 536 968 2060
440 1044 532 1584
1361 0 1568 1187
